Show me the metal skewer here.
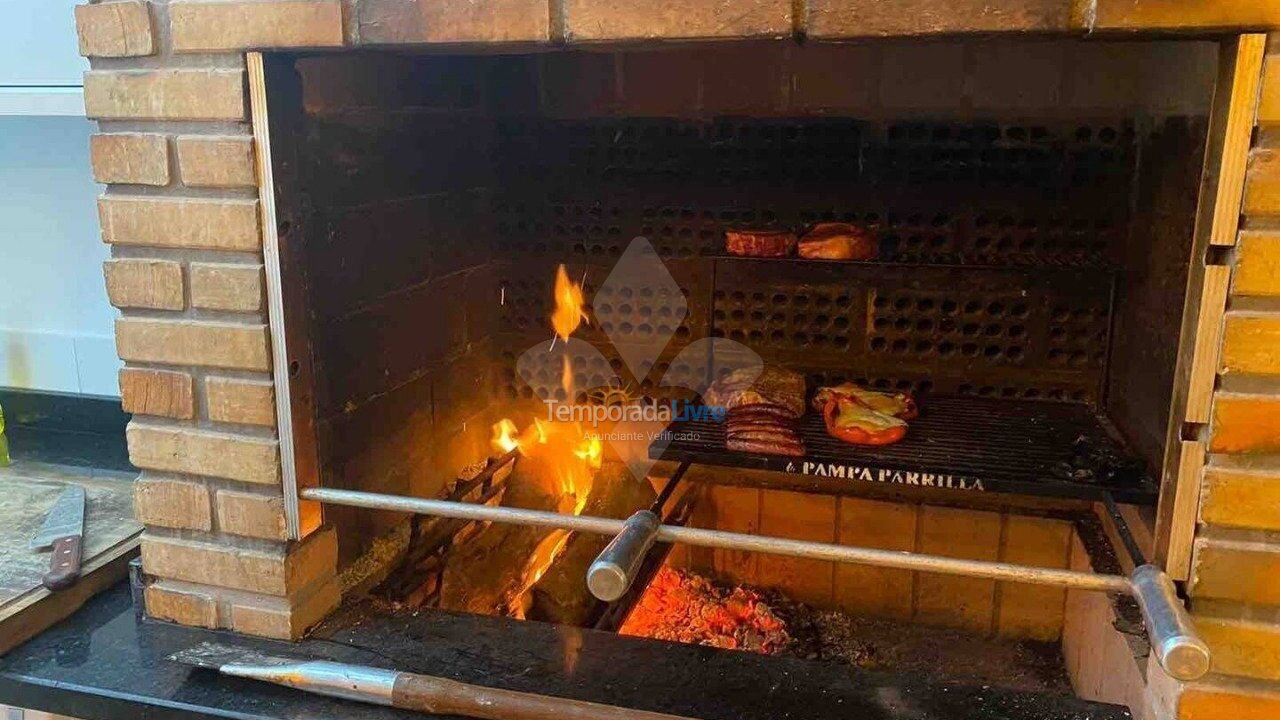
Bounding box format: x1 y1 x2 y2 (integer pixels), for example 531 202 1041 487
300 484 1210 681
171 642 697 720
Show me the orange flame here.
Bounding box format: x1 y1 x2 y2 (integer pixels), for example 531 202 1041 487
551 264 587 342
561 355 574 398
491 417 599 515
525 531 572 587
492 418 523 454
497 264 602 617
495 416 601 617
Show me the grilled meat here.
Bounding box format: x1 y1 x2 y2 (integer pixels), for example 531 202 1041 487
725 230 798 258
725 428 802 443
704 366 807 419
725 404 801 422
797 223 877 261
726 436 806 457
725 421 798 436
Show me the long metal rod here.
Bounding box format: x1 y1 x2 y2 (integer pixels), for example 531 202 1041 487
300 486 1209 680
302 486 1128 591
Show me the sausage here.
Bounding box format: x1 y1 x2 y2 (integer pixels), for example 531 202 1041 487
726 416 796 431
726 426 797 439
726 437 805 456
727 405 800 422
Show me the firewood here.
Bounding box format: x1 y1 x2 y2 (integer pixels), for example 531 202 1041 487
528 461 658 625
437 455 565 616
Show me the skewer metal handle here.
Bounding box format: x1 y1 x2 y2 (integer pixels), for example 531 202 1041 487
1130 564 1210 681
587 510 661 601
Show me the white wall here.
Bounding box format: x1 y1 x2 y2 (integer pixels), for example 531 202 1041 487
0 0 84 86
0 116 118 396
0 3 120 397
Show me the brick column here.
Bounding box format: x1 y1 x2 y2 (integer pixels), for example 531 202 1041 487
76 0 343 639
1166 33 1280 720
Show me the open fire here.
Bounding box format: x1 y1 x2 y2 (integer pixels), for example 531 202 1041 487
490 263 604 616
493 415 603 615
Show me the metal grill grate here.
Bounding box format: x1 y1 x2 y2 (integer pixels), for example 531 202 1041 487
653 396 1155 503
493 118 1135 268
493 116 1135 419
710 259 1113 402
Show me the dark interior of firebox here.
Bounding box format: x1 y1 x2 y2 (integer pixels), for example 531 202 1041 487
267 39 1217 697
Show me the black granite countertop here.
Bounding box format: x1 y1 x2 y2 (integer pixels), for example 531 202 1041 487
0 583 1132 720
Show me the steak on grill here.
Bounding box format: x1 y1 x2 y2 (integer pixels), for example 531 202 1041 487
703 366 806 419
725 230 798 258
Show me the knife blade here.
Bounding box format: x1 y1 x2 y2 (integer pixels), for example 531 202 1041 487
30 485 86 591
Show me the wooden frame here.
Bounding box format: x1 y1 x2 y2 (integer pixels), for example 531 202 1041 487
249 52 324 541
254 37 1264 560
1154 35 1267 579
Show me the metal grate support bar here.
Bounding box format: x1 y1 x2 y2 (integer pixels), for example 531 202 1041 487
300 485 1208 680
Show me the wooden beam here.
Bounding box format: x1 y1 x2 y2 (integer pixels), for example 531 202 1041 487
1095 1 1280 31
1186 266 1233 423
1211 35 1267 247
248 52 324 541
1165 441 1207 581
1154 36 1265 572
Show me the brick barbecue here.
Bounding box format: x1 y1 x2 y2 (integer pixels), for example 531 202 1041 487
73 2 1280 719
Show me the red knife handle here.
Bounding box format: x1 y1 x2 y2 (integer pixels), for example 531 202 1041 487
43 535 83 591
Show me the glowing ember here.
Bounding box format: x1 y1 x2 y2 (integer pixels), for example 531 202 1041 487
550 264 588 343
620 567 791 654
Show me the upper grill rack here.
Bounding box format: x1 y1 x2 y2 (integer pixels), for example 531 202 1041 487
492 117 1137 269
652 396 1156 504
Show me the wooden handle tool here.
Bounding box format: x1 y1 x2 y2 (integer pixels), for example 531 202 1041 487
392 672 693 720
42 535 84 590
170 642 699 720
29 484 86 591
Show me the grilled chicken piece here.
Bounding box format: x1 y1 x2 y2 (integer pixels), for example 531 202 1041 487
797 223 877 260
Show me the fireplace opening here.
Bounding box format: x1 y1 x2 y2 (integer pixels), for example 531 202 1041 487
259 37 1218 707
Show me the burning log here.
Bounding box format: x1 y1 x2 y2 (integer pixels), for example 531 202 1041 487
370 456 513 607
437 454 566 616
439 262 607 618
526 461 658 625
